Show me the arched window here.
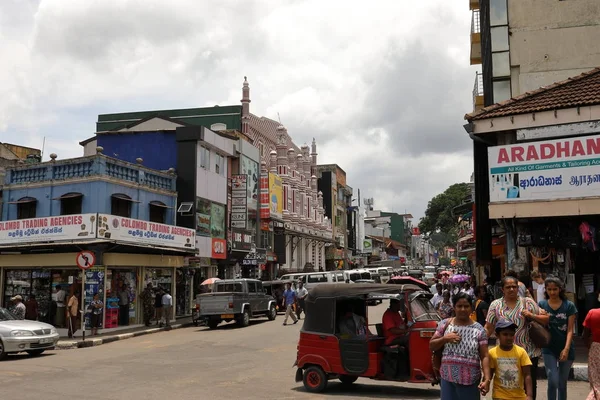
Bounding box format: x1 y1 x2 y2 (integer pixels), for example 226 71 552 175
149 201 169 224
111 194 137 218
53 192 83 215
13 197 37 219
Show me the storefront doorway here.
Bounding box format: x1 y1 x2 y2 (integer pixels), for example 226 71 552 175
106 269 137 326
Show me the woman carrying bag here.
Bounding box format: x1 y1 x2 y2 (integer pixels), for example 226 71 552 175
430 292 491 399
485 276 549 400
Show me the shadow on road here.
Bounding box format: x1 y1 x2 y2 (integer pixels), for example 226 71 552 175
195 319 272 331
3 352 55 361
291 381 441 399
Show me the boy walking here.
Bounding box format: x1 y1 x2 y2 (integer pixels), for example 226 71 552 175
485 319 533 400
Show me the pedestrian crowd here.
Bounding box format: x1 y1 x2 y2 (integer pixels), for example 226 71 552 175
428 270 599 400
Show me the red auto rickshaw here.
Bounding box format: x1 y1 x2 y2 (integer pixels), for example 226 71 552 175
294 283 440 393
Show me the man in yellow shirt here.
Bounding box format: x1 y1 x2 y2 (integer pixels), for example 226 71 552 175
486 319 533 400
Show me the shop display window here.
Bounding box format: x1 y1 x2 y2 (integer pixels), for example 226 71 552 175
106 269 137 325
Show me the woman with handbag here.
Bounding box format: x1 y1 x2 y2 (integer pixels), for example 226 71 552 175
430 292 491 399
485 275 549 400
538 277 577 400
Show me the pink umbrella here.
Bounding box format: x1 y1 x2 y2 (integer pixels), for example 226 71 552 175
201 278 221 286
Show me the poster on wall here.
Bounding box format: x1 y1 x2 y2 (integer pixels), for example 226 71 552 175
83 267 105 329
269 173 283 219
488 134 600 202
96 214 195 250
211 238 227 259
196 198 211 236
210 203 225 238
241 156 259 210
0 214 98 245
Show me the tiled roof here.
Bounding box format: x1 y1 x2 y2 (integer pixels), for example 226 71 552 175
465 67 600 121
248 114 302 166
368 235 408 249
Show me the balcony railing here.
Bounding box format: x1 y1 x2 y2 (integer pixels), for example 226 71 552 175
6 154 175 192
471 9 480 34
473 72 484 110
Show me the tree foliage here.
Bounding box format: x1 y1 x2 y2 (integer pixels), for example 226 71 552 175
419 183 471 246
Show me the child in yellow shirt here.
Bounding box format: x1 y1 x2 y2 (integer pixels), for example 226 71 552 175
487 319 533 400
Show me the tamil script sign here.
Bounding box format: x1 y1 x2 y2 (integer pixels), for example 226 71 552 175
96 214 195 250
0 214 98 246
488 134 600 202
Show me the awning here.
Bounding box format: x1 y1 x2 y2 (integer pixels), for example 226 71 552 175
149 201 173 209
52 193 84 200
7 198 37 204
111 194 141 203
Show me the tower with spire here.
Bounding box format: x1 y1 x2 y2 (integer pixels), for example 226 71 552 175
241 76 251 135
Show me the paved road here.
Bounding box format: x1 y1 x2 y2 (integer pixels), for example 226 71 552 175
0 303 592 400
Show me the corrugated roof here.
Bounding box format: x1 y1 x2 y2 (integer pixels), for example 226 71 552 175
465 67 600 121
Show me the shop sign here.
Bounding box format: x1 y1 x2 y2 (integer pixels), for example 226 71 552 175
412 227 420 236
489 133 600 202
0 214 98 246
260 174 270 219
242 251 266 266
260 220 272 231
241 156 258 210
211 238 227 259
363 238 373 254
231 231 253 251
273 221 285 235
96 214 195 250
231 174 247 229
196 198 211 236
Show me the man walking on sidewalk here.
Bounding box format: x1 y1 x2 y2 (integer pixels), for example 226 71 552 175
295 281 308 320
162 289 173 328
282 283 298 326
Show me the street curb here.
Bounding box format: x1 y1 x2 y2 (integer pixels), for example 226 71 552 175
536 363 588 382
56 322 193 350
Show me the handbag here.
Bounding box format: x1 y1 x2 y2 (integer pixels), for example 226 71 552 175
528 320 551 348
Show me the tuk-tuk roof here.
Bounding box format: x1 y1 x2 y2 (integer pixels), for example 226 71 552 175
305 283 414 302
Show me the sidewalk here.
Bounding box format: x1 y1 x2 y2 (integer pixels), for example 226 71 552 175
55 317 194 349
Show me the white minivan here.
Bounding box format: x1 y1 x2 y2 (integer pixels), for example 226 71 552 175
280 271 346 289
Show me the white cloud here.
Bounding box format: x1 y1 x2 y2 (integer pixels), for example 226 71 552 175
0 0 477 218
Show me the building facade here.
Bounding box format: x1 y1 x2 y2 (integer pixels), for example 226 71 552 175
466 67 600 332
469 0 600 276
0 150 195 334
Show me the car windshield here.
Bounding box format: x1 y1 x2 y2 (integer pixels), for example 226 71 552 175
0 308 16 321
411 297 441 322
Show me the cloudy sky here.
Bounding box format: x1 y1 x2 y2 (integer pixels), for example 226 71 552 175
0 0 477 219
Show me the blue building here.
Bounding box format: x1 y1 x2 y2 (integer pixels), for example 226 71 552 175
0 150 195 336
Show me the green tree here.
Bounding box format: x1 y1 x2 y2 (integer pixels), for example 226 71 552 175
419 183 471 247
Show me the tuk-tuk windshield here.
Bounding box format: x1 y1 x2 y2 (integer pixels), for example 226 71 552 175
411 296 441 322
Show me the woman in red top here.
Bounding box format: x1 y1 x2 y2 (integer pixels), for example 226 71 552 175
584 307 600 400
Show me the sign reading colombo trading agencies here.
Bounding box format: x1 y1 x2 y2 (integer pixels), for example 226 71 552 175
96 214 195 250
0 214 98 245
488 134 600 202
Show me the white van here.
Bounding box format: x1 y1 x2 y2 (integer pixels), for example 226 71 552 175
280 271 345 289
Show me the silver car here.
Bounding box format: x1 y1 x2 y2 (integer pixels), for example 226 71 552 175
0 308 59 360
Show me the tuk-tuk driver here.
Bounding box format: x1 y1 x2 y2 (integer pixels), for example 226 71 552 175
382 299 408 346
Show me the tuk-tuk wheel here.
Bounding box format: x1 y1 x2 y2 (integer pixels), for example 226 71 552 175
303 366 327 393
339 375 358 385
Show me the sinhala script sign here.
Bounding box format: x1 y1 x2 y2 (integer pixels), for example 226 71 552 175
0 214 98 245
488 134 600 202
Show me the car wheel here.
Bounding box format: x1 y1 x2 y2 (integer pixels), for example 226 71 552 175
207 320 219 330
0 340 7 361
27 350 45 356
267 304 277 321
237 309 250 327
339 375 358 385
303 366 327 393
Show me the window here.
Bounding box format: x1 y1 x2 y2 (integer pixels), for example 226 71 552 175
261 230 272 249
149 201 167 224
215 283 243 293
16 197 37 219
307 274 328 283
215 153 224 175
199 146 210 169
491 26 509 52
490 0 508 27
493 80 511 103
492 52 510 78
258 142 265 157
247 282 257 293
336 273 345 282
59 193 83 215
111 194 132 218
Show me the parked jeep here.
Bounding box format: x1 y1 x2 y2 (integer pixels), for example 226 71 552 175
196 279 277 329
